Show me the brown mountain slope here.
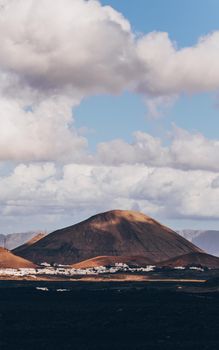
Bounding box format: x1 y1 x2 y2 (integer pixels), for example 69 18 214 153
13 232 47 256
72 255 155 269
0 247 37 268
158 252 219 269
12 210 202 265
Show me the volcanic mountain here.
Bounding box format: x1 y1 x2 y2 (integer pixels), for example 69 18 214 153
13 210 202 265
0 247 36 268
158 252 219 269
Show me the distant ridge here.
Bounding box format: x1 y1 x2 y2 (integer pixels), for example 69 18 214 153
0 231 45 250
193 231 219 257
13 209 201 265
177 229 219 257
158 252 219 269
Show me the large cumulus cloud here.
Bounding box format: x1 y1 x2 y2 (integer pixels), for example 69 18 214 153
1 0 219 162
1 0 219 100
0 0 140 162
0 0 140 96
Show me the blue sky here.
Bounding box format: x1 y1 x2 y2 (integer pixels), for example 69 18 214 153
75 91 219 151
102 0 219 46
75 0 219 149
1 0 219 233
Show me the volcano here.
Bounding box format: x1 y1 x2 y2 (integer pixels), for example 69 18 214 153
0 247 36 268
13 210 202 265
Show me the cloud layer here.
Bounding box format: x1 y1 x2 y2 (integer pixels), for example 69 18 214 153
1 162 219 231
2 124 219 228
1 0 219 230
96 127 219 172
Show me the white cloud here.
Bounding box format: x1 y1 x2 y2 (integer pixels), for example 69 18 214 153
0 0 139 162
0 96 89 162
0 0 139 97
1 0 219 230
1 163 219 231
0 163 56 213
96 131 169 166
1 0 219 163
96 127 219 172
1 1 219 100
137 31 219 96
169 126 219 172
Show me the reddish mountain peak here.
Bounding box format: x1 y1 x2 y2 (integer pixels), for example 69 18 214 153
87 209 156 224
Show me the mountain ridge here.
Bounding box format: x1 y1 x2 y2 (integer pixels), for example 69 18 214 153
158 252 219 269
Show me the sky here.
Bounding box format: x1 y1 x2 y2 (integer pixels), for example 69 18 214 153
1 0 219 233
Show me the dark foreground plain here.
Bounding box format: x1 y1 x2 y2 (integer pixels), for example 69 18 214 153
0 279 219 350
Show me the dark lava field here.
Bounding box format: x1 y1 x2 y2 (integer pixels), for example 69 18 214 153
0 281 218 350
